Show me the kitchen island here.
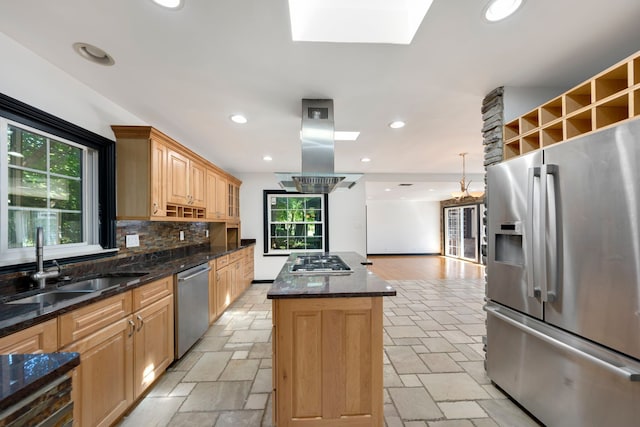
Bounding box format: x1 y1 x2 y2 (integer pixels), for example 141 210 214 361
268 252 395 427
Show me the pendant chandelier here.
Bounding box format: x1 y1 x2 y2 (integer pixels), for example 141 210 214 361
451 153 484 199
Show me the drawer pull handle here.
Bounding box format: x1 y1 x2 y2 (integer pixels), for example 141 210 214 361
128 319 135 337
137 315 144 332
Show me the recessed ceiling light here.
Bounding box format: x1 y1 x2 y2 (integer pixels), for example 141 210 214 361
288 0 434 44
151 0 184 9
384 188 391 192
389 121 405 129
483 0 524 22
72 43 115 66
230 114 248 124
334 131 360 141
263 155 273 161
360 157 371 163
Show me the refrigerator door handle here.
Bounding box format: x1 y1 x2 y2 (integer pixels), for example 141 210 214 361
526 167 541 298
486 305 640 382
541 164 559 302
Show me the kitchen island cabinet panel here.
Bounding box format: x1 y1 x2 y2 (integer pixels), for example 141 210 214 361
274 297 383 426
0 318 57 354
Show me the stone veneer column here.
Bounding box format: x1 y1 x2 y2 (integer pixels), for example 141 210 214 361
480 87 504 265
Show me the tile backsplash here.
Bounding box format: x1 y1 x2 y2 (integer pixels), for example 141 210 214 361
0 220 212 297
116 221 210 258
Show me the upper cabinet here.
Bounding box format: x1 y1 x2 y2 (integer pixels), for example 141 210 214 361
206 167 227 221
111 126 241 222
228 179 240 223
166 148 206 208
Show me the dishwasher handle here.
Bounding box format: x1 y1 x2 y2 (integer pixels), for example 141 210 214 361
178 266 212 282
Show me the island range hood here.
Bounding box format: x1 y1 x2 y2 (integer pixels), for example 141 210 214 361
276 99 362 193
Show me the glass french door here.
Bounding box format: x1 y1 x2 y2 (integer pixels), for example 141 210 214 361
445 205 478 262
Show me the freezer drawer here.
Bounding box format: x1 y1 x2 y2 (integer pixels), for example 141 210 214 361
485 303 640 427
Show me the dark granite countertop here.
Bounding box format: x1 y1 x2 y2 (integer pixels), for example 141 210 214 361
0 243 255 337
267 252 396 299
0 352 80 411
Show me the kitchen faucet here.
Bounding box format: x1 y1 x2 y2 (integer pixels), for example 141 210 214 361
30 226 60 288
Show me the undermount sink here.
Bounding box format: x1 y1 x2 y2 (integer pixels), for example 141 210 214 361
6 290 94 306
5 272 148 308
57 273 148 292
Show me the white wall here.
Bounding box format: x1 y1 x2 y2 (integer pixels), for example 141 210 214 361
238 173 367 281
366 200 441 254
0 33 143 137
503 86 566 123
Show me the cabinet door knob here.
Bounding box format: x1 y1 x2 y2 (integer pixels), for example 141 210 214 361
136 315 144 332
153 202 159 214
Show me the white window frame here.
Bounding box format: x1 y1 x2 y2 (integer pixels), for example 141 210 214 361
265 193 327 255
0 118 103 266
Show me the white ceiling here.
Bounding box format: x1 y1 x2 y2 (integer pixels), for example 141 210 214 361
1 0 640 200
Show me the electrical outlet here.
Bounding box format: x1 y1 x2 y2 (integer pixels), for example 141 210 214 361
125 234 140 248
179 230 185 241
205 230 209 238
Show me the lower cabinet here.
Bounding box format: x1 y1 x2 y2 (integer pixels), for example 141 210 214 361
59 277 174 427
0 318 58 354
63 317 134 427
132 294 174 399
215 264 231 316
272 297 384 426
208 259 218 323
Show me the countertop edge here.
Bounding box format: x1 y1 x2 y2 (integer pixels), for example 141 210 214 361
0 244 256 337
0 352 80 411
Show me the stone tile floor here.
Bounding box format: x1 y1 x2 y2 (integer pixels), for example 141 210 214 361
118 278 541 427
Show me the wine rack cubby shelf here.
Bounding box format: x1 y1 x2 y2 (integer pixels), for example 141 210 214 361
503 50 640 160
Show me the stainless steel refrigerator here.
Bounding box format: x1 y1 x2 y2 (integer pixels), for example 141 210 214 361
486 118 640 426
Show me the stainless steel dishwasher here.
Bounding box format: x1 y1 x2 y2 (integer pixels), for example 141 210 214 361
175 263 211 359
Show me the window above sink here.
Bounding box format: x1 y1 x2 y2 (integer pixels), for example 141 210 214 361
0 93 117 268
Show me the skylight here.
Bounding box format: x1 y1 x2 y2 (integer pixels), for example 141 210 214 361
288 0 434 45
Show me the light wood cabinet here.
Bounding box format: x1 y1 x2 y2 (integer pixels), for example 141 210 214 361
132 294 174 398
217 175 228 220
112 125 241 222
0 318 57 354
228 181 240 223
150 138 168 217
167 148 205 208
111 126 169 219
131 276 174 399
167 148 190 206
243 246 255 290
63 317 134 427
503 49 640 160
59 292 132 348
208 259 218 323
273 297 384 426
215 263 231 316
206 168 227 220
58 277 173 427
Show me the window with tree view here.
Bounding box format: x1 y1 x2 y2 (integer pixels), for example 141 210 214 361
2 119 98 262
266 193 327 254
